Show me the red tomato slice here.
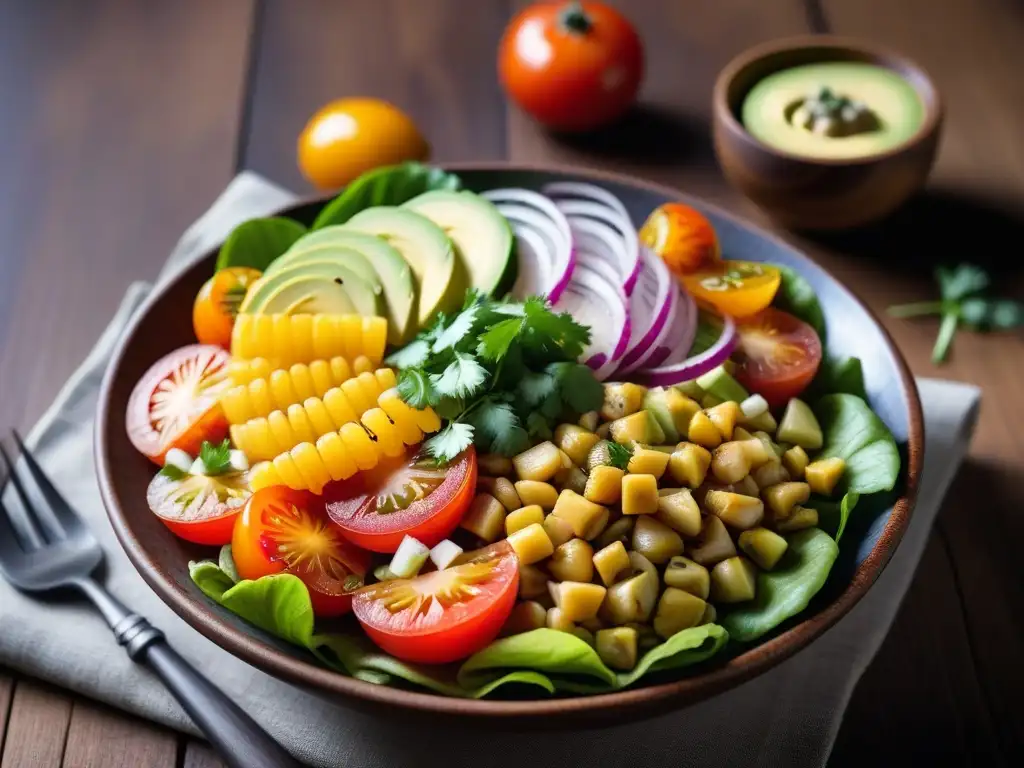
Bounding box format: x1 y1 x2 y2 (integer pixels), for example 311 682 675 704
325 446 477 553
127 345 232 466
733 308 823 408
232 486 371 617
146 467 250 545
352 542 519 664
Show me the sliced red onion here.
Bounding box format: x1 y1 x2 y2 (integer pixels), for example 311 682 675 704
639 287 699 371
616 284 680 376
554 263 630 375
507 221 549 297
482 188 574 302
633 314 739 386
544 183 641 295
616 246 674 372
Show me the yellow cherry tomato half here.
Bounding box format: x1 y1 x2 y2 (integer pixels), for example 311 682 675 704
640 202 720 276
297 98 429 190
679 260 782 318
193 267 262 348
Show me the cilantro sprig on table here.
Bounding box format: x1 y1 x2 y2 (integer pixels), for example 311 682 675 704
387 291 603 463
887 264 1023 364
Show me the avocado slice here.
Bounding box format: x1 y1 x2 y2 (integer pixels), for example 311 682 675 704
270 230 416 345
241 261 383 317
776 398 823 450
403 190 515 297
345 207 464 329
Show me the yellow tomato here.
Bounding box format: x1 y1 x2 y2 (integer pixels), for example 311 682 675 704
297 98 429 190
680 260 781 318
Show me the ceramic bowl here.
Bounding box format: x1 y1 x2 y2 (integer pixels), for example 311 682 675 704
712 35 943 231
96 164 922 728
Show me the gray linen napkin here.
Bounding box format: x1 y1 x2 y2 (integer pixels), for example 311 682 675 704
0 174 981 768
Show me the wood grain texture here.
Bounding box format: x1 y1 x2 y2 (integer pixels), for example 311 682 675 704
182 741 227 768
0 673 13 753
61 701 176 768
0 681 71 768
0 0 254 430
244 0 511 192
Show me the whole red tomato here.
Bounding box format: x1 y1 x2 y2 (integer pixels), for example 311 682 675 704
499 1 644 132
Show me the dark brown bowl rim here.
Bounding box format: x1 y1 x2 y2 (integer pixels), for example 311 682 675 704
713 34 944 167
95 161 924 719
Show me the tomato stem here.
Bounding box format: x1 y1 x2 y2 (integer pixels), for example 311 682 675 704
560 1 592 34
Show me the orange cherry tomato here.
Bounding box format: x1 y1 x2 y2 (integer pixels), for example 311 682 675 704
193 267 262 348
498 2 644 132
232 486 372 617
352 541 519 664
640 203 720 276
298 98 429 190
126 345 232 466
680 260 782 318
146 465 250 545
733 308 823 408
325 447 477 553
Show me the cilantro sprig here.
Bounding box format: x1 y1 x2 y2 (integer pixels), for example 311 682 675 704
887 264 1023 364
387 291 603 463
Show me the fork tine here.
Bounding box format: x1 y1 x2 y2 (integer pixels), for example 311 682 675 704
10 431 85 537
0 444 47 549
0 496 32 570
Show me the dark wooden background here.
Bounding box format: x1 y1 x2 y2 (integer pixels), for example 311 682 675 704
1 1 1022 766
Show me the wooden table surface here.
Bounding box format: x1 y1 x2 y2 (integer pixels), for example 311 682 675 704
1 1 1021 765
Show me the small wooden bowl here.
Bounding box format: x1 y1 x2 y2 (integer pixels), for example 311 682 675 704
712 36 943 231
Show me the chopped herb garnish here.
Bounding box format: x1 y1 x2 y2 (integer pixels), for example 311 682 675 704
199 439 233 476
607 442 633 470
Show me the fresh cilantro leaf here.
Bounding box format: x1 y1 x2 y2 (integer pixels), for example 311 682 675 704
385 339 430 369
430 351 488 399
434 397 465 421
421 311 450 344
477 317 523 361
960 297 1024 330
539 390 563 419
432 304 480 352
522 298 591 360
462 287 487 310
526 412 552 440
492 425 530 456
607 442 633 470
518 371 556 407
424 422 475 463
159 463 187 481
468 399 520 447
397 368 438 408
549 362 603 413
199 439 232 475
937 264 989 302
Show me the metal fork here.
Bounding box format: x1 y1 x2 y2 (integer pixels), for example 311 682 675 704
0 433 302 768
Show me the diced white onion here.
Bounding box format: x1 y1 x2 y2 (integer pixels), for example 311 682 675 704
164 448 194 474
390 535 430 579
741 394 770 419
229 450 250 472
428 539 464 571
189 457 208 476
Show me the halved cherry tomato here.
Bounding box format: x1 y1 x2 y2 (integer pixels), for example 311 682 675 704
147 466 250 545
680 260 782 318
232 486 371 617
352 541 519 664
193 267 262 348
325 447 477 553
640 203 720 276
498 2 644 132
127 345 232 466
733 308 823 407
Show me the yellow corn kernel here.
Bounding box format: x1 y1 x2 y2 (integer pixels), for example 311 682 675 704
362 316 387 362
332 356 355 382
230 419 278 462
341 377 373 415
315 431 358 481
374 368 398 391
303 397 336 437
265 410 293 454
247 378 274 421
340 422 378 470
271 314 291 360
228 357 275 386
323 387 360 427
267 369 298 411
272 451 307 490
289 314 314 364
307 358 336 398
506 523 554 565
361 408 404 458
249 461 281 491
289 363 318 402
221 386 256 425
233 314 385 366
338 315 362 359
506 505 545 536
377 389 425 445
286 403 317 446
621 474 659 515
290 442 331 495
312 314 339 360
353 355 374 374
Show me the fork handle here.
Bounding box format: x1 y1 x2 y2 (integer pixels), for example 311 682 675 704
76 579 302 768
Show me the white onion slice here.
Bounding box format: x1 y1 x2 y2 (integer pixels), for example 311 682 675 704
544 183 641 294
616 247 675 372
634 314 739 386
482 188 574 301
554 263 630 374
507 219 550 297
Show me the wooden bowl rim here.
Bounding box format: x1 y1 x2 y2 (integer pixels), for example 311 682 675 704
95 161 924 720
713 34 944 167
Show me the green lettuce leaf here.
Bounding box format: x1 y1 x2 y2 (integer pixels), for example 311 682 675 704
810 355 866 400
814 394 901 495
312 162 461 229
617 624 729 688
215 217 307 271
811 491 860 543
774 265 826 341
721 528 839 642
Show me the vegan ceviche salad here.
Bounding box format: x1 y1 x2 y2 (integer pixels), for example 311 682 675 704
125 162 901 697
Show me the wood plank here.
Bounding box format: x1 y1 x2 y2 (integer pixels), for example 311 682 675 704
0 0 255 429
183 740 227 768
244 0 510 192
0 680 71 768
61 701 176 768
0 672 13 753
